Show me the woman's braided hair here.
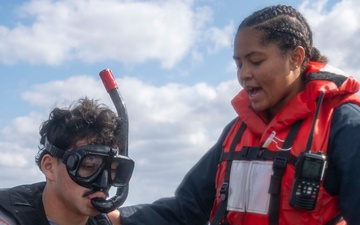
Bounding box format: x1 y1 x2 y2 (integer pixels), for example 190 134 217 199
238 5 327 73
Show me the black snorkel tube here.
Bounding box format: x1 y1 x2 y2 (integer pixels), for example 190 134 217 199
91 69 132 213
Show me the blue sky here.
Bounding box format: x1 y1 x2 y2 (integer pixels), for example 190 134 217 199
1 0 360 206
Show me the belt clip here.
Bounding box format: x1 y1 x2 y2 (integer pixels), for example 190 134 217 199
273 156 287 170
220 182 229 201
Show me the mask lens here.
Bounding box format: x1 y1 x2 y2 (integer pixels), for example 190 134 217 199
77 155 104 178
111 157 134 187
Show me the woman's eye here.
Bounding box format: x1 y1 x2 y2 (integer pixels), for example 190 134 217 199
251 60 263 65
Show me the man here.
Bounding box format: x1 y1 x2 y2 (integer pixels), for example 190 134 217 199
0 98 134 225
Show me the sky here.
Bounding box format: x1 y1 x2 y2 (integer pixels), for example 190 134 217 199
1 0 360 207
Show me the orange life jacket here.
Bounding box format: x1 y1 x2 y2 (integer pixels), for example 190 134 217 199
209 62 360 225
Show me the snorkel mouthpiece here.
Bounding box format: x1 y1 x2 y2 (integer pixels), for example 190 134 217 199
91 185 129 213
91 69 133 213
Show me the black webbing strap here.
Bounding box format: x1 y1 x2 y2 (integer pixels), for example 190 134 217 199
268 120 303 225
92 214 112 225
210 122 247 225
221 147 298 166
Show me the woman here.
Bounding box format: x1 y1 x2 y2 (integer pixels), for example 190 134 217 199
111 4 360 225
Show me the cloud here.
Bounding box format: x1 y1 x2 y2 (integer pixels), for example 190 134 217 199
1 111 43 146
299 0 360 78
0 139 43 188
21 75 108 107
117 77 239 204
204 21 235 54
0 0 212 68
1 75 239 205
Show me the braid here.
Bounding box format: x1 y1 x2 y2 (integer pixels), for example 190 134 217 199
238 5 327 69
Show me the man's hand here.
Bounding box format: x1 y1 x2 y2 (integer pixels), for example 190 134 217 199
107 210 121 225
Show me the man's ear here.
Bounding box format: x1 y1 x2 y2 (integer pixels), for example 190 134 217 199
41 154 57 181
290 46 305 70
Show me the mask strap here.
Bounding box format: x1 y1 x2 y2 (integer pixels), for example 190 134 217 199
44 137 65 159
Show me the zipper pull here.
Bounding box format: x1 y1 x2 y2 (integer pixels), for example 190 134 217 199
263 131 276 148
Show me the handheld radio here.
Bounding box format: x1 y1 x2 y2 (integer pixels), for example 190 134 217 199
288 92 327 210
289 151 326 210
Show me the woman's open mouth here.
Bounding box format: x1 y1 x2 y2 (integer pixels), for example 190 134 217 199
246 87 262 97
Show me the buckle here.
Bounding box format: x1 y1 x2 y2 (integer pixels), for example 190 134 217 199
220 182 229 201
273 156 287 169
247 147 260 159
241 147 265 160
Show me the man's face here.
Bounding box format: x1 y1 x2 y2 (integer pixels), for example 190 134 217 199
52 139 107 217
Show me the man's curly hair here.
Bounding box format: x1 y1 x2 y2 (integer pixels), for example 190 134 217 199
35 97 123 169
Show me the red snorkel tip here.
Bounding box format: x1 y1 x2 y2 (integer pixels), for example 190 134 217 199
99 69 118 92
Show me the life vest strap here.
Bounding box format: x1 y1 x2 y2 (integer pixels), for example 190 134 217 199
221 147 298 165
268 119 303 225
210 122 247 225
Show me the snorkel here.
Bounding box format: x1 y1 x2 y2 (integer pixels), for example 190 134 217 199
91 69 132 213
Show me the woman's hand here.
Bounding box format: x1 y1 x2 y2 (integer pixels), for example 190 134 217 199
107 209 121 225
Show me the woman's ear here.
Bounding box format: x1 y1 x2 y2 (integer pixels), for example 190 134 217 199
290 46 305 70
41 154 57 181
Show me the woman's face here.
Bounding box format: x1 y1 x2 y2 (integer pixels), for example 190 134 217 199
233 27 304 118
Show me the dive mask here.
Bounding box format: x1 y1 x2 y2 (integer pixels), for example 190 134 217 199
44 138 134 191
